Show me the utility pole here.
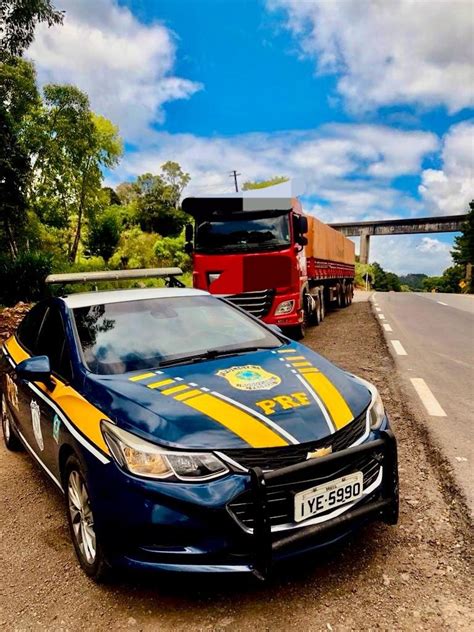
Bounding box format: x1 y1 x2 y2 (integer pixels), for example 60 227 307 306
229 170 241 192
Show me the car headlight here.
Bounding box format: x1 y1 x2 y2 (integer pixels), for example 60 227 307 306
351 375 385 429
101 421 229 481
275 300 295 315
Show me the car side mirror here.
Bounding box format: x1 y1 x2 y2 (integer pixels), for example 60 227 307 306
16 356 52 387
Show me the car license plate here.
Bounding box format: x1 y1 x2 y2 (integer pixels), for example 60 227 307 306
294 471 364 523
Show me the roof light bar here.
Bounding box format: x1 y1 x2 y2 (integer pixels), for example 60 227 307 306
45 267 183 285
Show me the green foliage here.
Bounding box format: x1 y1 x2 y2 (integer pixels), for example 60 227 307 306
0 0 64 58
242 176 289 190
109 227 159 270
371 262 401 291
398 273 428 291
154 232 191 272
452 201 474 266
86 208 121 263
355 262 374 287
422 265 465 293
134 164 190 237
0 251 52 305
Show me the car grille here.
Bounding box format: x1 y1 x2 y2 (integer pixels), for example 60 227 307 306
223 410 367 471
227 450 382 532
226 289 274 318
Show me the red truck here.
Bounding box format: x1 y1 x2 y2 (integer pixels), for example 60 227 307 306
182 194 355 339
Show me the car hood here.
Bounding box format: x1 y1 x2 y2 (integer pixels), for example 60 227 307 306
84 343 372 450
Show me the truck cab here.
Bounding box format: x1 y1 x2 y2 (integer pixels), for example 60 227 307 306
182 195 309 337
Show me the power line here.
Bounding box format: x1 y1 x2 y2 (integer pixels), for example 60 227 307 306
229 170 241 192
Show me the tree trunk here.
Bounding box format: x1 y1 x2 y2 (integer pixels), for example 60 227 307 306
69 159 90 263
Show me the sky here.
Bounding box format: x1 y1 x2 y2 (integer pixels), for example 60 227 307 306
28 0 474 275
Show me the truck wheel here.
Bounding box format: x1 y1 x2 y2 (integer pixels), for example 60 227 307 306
337 285 344 308
308 294 320 326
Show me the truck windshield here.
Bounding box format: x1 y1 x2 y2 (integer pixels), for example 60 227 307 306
195 213 291 253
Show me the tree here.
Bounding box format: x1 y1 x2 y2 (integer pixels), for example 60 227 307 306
31 86 122 261
134 164 190 237
452 200 474 292
371 262 401 291
0 0 63 58
86 208 121 263
0 108 29 256
242 176 289 190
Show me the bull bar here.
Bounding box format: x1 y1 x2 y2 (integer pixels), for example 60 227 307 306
248 429 398 580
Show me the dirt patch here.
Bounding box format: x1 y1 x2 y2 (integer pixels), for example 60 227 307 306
0 303 31 346
0 300 472 631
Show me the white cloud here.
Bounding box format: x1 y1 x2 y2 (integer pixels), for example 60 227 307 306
28 0 201 140
370 235 454 276
269 0 474 113
111 123 437 221
419 121 474 215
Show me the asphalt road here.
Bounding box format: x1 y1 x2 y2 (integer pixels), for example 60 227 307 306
372 291 474 514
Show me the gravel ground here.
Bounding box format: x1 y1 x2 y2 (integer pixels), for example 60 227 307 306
0 298 472 631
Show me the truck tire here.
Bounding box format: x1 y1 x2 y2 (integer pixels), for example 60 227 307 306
337 284 344 308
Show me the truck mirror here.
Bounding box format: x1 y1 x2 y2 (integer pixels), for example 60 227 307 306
184 242 194 255
185 223 193 242
299 216 308 234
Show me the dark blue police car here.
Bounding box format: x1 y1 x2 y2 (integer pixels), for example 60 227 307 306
1 269 398 580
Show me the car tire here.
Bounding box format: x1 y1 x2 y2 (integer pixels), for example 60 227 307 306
1 393 23 451
64 455 111 582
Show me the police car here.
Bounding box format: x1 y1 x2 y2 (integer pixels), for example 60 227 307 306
0 269 398 580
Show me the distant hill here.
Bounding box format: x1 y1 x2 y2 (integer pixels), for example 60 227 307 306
399 273 428 290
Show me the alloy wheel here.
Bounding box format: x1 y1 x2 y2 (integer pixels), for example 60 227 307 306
68 470 96 565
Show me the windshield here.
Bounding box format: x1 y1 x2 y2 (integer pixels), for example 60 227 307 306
195 212 291 253
73 295 282 375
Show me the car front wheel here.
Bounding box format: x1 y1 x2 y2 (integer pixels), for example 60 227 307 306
65 455 110 581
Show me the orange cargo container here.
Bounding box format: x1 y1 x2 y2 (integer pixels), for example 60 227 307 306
305 216 355 265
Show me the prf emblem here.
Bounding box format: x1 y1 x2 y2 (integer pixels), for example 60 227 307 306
306 446 332 460
216 365 281 391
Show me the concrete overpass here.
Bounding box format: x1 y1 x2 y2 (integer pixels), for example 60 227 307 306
329 214 468 263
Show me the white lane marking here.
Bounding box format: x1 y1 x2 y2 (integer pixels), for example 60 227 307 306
383 323 393 332
410 378 447 417
437 301 448 306
375 307 381 312
391 340 408 356
378 313 386 320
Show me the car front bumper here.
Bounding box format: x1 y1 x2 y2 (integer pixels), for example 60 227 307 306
87 425 398 578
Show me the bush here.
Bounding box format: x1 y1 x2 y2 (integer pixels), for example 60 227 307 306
0 252 52 306
154 232 191 272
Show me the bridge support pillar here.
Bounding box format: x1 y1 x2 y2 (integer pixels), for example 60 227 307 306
359 230 370 264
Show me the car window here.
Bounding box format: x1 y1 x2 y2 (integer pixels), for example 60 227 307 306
17 302 49 354
73 295 282 375
36 306 73 382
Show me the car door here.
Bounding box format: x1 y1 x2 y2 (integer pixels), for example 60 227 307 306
32 304 74 478
8 302 49 451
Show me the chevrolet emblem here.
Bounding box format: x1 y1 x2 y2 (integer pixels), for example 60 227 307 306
306 446 333 459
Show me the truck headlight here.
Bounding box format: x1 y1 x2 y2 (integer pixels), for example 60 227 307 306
101 421 229 481
351 376 385 429
275 300 295 315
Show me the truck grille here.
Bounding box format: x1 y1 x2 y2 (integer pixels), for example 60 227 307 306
227 450 382 532
226 289 274 318
223 410 367 471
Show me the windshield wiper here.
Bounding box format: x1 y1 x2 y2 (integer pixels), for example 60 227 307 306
158 346 276 368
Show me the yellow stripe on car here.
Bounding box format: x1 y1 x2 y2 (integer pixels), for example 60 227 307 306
129 372 156 382
300 371 353 429
161 384 190 396
181 392 288 447
147 378 175 390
